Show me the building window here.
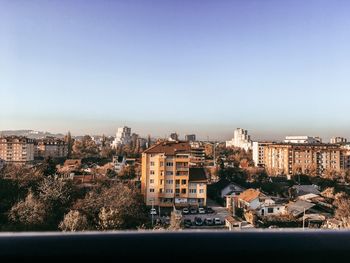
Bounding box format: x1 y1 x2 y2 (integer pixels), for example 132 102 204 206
166 180 173 184
166 162 173 167
175 179 180 184
181 179 186 185
150 189 155 193
189 189 197 194
268 208 274 214
160 179 163 184
150 170 155 175
199 189 204 194
181 189 186 194
166 171 173 175
159 189 163 193
160 162 164 166
150 162 155 166
166 189 173 193
175 189 180 194
150 179 154 184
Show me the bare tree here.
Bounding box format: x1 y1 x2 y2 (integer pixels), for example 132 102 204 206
8 191 47 227
59 210 88 232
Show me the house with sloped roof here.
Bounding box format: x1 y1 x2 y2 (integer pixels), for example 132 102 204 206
286 200 315 217
237 189 265 210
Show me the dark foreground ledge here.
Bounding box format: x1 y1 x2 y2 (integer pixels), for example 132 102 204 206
0 230 349 262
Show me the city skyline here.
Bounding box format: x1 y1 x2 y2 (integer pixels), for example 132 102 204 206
1 0 350 139
0 124 348 143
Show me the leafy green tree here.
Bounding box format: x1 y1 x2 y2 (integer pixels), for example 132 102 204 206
40 157 57 176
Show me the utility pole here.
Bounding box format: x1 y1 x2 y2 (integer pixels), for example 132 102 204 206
232 197 236 217
151 200 154 228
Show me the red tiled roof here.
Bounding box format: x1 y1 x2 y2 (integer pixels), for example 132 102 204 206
143 141 191 155
238 189 261 203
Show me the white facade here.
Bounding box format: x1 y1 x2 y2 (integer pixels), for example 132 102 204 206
111 126 131 148
284 136 322 144
226 128 253 151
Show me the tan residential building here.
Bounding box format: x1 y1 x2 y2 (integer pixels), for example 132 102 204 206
35 137 68 158
0 136 35 163
340 145 350 170
252 141 274 167
141 141 207 207
264 143 343 178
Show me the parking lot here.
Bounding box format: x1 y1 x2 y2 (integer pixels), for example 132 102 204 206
149 199 230 229
180 199 229 229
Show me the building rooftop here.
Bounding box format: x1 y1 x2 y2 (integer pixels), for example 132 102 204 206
0 136 34 143
292 185 321 197
238 189 262 203
143 141 191 155
286 200 315 217
63 159 82 167
189 167 207 182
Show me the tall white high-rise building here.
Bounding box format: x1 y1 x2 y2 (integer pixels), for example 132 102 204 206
226 128 253 151
111 126 131 148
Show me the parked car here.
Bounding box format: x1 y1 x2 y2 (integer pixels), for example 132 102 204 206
206 207 214 214
194 217 204 226
214 218 222 225
182 208 189 215
198 207 206 214
204 218 214 226
150 208 157 215
190 207 197 214
184 219 192 228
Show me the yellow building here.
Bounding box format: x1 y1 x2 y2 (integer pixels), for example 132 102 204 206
0 136 34 163
141 141 207 207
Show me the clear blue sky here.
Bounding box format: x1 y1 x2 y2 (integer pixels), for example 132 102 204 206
1 0 350 141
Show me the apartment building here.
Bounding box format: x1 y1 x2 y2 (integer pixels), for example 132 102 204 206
226 128 253 151
141 141 207 207
0 136 34 163
185 134 196 142
341 145 350 170
330 137 347 144
111 126 131 148
35 137 68 158
252 141 274 167
264 143 342 178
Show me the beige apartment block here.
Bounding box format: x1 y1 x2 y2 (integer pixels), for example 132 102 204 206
35 137 68 158
141 141 207 207
0 136 35 163
264 143 343 178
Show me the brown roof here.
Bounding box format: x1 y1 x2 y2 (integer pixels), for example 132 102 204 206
238 189 262 203
189 167 207 182
143 141 191 155
64 159 82 167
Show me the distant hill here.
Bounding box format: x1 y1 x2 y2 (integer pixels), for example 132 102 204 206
0 130 65 139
